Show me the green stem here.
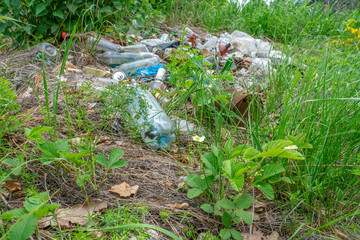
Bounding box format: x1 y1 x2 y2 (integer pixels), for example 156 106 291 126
98 167 110 189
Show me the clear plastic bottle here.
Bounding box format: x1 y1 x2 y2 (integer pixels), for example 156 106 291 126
97 52 158 67
38 42 57 57
117 44 149 53
115 57 160 77
127 87 175 150
87 37 122 52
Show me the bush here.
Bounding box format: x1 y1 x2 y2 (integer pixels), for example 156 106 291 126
0 0 159 45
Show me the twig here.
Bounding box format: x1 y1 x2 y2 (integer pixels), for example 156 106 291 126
250 187 255 235
0 193 13 210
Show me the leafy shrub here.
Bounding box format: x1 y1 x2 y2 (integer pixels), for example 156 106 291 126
0 78 21 147
0 0 159 45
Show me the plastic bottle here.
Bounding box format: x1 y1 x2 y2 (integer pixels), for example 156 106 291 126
115 57 160 77
127 87 175 150
117 44 149 53
62 32 127 46
87 37 122 52
149 68 166 91
38 42 57 58
97 52 158 67
199 36 218 52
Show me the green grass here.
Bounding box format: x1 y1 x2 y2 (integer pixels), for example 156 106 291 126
156 0 360 236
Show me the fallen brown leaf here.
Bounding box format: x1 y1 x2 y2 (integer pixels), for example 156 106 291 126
109 182 139 198
33 74 42 85
265 231 279 240
166 203 189 209
38 199 107 229
84 66 109 77
242 228 264 240
0 181 21 196
0 112 9 120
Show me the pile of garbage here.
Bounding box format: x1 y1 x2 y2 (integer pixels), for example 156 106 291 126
38 26 289 150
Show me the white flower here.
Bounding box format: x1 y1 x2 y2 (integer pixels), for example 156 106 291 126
192 135 205 142
284 145 298 150
207 84 212 89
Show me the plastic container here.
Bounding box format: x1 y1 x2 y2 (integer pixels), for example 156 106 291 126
38 42 57 58
127 87 175 149
97 52 158 67
115 57 160 77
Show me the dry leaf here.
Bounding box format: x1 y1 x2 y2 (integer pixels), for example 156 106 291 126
166 203 189 209
33 74 42 85
109 182 139 198
266 231 279 240
38 199 107 229
242 228 264 240
0 181 21 196
90 231 107 240
84 66 109 77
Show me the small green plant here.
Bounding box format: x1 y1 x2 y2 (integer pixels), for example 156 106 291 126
2 126 52 176
95 148 127 187
36 137 126 191
0 191 59 240
102 83 150 141
94 201 149 239
186 137 309 239
0 78 21 152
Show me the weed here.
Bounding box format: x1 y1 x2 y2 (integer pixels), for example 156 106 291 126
0 191 59 240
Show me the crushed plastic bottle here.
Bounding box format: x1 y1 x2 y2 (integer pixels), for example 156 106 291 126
230 30 254 41
38 42 57 58
127 87 175 150
198 36 218 52
115 57 160 77
97 52 158 67
231 38 257 57
219 32 231 44
255 39 272 56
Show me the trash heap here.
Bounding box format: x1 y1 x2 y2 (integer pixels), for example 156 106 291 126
40 26 289 150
